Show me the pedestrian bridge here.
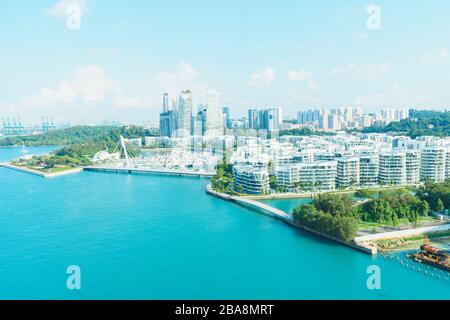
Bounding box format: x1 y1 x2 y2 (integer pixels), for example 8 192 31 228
205 184 291 221
233 197 291 221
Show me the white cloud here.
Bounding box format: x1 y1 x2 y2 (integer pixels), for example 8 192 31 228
421 48 450 64
287 69 312 82
331 63 391 80
156 62 200 92
2 65 120 112
114 96 145 109
45 0 90 18
307 81 319 92
287 69 318 92
248 67 276 88
284 89 322 106
354 85 431 109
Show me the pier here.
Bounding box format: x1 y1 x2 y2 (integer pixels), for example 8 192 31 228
84 166 215 178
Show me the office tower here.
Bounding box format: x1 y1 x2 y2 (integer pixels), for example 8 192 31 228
222 107 231 129
162 93 174 113
194 108 207 136
336 157 360 189
159 110 176 137
379 152 407 185
421 147 446 182
177 90 193 137
248 109 259 129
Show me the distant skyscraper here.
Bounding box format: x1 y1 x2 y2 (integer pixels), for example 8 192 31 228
247 108 282 130
222 107 231 129
162 93 174 113
248 109 259 130
204 89 223 136
177 90 193 137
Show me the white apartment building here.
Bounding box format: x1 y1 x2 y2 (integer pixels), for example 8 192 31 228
298 161 338 192
446 148 450 180
276 165 300 192
359 156 379 187
405 150 421 185
276 161 337 192
336 157 360 189
421 147 446 182
379 152 407 186
233 165 270 195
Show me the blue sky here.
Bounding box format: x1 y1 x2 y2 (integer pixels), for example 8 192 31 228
0 0 449 124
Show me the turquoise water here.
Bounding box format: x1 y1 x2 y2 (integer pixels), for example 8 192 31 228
260 198 312 213
0 147 449 299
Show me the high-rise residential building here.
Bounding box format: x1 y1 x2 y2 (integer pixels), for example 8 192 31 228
405 150 421 185
204 89 223 136
446 148 450 180
297 109 320 125
319 110 328 130
247 108 282 130
267 108 282 130
177 90 193 137
336 157 360 189
421 147 446 182
359 156 379 187
379 152 407 185
328 114 340 131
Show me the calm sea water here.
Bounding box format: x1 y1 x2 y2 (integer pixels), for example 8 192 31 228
0 147 449 299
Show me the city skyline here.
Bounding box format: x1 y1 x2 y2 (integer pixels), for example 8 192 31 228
1 0 450 123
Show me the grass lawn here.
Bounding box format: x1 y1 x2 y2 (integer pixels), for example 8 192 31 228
358 216 437 230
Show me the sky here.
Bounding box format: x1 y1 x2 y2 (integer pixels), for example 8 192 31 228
0 0 449 125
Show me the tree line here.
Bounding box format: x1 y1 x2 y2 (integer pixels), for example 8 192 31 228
361 109 449 138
